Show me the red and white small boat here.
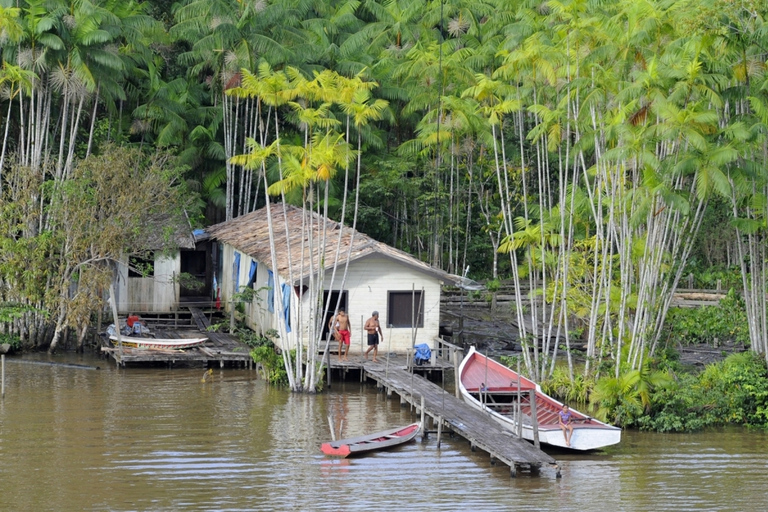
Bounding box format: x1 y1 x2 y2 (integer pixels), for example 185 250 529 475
321 422 421 457
109 335 207 350
459 346 621 450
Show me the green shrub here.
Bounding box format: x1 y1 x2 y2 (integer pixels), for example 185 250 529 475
0 332 22 353
540 366 594 404
687 265 742 290
589 362 676 428
638 352 768 432
250 344 289 386
661 289 749 347
238 328 278 349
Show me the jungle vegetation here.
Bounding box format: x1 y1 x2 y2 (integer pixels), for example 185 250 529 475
1 1 768 399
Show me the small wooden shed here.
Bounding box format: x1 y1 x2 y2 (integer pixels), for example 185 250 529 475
205 204 458 353
113 215 200 313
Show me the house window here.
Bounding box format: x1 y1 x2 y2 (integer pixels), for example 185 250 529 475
388 291 424 328
128 255 154 278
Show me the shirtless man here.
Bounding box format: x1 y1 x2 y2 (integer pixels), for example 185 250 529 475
364 311 384 362
329 309 351 361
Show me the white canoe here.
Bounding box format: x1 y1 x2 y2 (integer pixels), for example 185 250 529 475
458 346 621 450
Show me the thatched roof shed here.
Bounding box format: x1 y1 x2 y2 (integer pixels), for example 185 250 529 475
206 204 457 285
144 213 196 250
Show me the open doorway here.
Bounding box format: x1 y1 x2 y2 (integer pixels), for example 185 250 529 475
180 248 210 298
322 290 347 341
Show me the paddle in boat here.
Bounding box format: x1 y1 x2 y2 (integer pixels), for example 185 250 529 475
458 346 621 450
108 335 208 350
321 422 422 457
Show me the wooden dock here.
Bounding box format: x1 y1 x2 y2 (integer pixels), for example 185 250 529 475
324 346 559 478
99 309 558 476
100 308 253 368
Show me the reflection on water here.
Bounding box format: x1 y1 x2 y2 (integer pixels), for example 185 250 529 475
1 352 767 511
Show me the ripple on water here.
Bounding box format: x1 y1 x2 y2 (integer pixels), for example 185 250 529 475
2 356 768 511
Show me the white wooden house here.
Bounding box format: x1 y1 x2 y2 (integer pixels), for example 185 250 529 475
113 217 201 313
205 204 458 354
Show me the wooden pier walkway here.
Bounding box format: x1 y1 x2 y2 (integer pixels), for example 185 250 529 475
364 363 557 477
324 350 559 477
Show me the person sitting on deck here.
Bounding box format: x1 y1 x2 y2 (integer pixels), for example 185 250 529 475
126 313 147 336
559 404 575 447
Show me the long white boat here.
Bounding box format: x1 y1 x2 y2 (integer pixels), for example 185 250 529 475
108 335 207 350
458 346 621 450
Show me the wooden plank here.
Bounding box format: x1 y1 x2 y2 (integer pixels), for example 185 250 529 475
188 307 212 330
198 346 217 357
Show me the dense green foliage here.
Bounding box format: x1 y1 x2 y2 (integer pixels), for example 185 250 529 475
0 332 21 352
565 352 768 432
661 290 750 347
542 351 768 432
638 353 768 432
538 293 768 433
1 0 768 403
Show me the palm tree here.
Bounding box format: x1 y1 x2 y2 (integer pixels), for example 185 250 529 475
0 63 35 176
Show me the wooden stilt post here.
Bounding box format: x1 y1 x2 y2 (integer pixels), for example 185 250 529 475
327 414 336 441
109 283 122 360
436 416 443 448
420 395 426 439
530 389 540 448
453 348 461 398
385 324 392 379
517 358 523 439
410 351 414 413
442 364 445 390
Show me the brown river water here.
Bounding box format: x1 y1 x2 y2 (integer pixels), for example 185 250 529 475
1 352 767 512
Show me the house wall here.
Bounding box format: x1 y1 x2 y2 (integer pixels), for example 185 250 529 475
219 244 271 336
309 255 442 353
217 245 442 354
115 253 181 313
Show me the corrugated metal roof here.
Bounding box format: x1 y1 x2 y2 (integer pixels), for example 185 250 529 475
206 204 459 284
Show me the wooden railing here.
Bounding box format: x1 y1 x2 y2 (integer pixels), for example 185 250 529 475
433 337 463 364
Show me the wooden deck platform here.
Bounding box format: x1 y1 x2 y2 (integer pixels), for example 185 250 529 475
100 308 253 368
